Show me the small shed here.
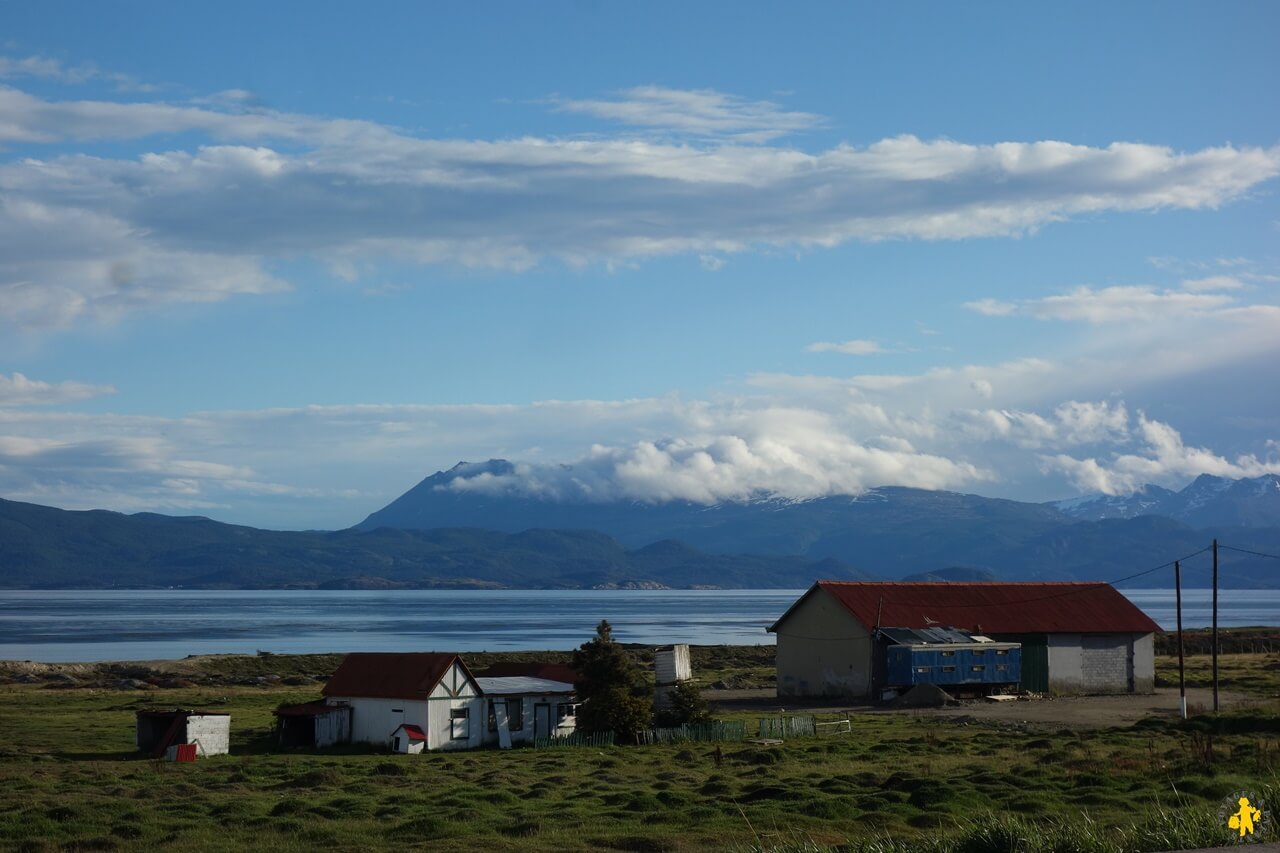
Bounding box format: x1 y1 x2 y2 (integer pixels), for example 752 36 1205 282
136 709 230 757
391 724 426 754
879 627 1021 692
654 644 692 710
273 701 351 748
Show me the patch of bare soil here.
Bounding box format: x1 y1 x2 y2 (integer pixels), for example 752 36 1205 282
705 686 1258 729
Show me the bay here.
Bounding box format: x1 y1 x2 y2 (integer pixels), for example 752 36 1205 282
0 588 1274 663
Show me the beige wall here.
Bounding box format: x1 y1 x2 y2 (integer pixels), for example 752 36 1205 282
1046 632 1154 695
775 589 874 698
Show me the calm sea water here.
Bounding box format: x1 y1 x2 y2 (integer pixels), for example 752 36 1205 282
0 588 1275 663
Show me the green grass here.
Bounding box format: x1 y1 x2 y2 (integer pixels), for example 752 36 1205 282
2 639 1278 851
2 679 1278 851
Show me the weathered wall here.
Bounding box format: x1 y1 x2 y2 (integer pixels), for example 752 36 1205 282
1048 633 1148 694
775 590 873 698
314 708 350 748
1132 632 1154 693
186 715 230 756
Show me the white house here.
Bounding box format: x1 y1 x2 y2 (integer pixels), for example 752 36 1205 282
475 675 578 747
769 581 1160 698
322 652 486 751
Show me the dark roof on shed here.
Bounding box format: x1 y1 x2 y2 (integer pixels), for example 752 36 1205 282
321 652 477 700
273 701 349 717
476 662 579 684
769 581 1160 635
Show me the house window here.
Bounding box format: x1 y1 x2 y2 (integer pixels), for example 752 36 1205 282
487 701 498 733
450 708 469 740
971 665 986 672
915 666 930 673
556 703 577 724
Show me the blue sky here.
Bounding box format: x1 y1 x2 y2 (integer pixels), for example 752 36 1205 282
2 2 1278 529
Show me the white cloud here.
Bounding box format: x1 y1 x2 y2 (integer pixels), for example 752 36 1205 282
553 86 823 142
3 84 1278 329
698 254 726 271
963 298 1017 316
1043 414 1280 495
807 339 885 355
1181 274 1246 291
0 372 115 405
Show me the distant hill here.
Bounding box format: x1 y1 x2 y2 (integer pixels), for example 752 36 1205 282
1052 474 1280 527
4 465 1279 589
0 497 867 589
353 461 1280 586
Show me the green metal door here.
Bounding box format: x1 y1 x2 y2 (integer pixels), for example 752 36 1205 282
1018 636 1049 693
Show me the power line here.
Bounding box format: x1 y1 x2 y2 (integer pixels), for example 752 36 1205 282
1218 544 1280 561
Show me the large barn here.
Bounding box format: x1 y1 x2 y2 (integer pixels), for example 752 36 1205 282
768 581 1160 698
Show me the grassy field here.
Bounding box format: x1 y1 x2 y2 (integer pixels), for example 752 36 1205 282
0 641 1277 852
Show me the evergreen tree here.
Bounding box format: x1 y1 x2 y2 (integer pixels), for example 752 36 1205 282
571 619 652 739
654 679 711 728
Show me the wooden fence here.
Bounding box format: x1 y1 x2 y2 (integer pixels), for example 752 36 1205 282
756 714 816 739
634 720 747 746
534 730 616 749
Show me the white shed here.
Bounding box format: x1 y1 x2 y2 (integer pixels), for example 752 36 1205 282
136 709 231 757
322 652 486 752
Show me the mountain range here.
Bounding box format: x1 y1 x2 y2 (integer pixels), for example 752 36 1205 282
1 465 1277 589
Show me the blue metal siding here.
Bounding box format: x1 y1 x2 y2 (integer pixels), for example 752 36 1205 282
886 646 1021 687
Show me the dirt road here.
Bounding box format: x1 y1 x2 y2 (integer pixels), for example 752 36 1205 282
706 686 1259 729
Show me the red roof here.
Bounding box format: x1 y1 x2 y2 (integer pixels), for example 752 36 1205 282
477 662 579 684
395 724 427 741
322 652 477 700
770 581 1160 635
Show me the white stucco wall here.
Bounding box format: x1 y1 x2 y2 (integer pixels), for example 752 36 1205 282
185 715 230 756
774 589 874 698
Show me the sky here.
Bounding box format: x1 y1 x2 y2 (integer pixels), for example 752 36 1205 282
1 2 1279 530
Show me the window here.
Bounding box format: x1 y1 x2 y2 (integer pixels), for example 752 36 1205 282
450 708 469 740
941 666 956 673
971 665 986 672
972 649 986 656
391 708 403 713
487 700 498 733
996 664 1008 672
995 649 1008 656
556 703 578 724
940 651 955 657
915 666 930 673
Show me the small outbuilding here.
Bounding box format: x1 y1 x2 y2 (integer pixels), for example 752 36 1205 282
391 723 427 754
135 709 230 757
769 581 1159 698
474 675 578 747
273 701 351 748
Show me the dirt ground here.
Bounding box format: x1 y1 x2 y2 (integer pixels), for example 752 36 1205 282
705 686 1258 729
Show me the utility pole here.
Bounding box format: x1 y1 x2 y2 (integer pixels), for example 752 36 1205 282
1175 560 1186 719
1212 538 1219 713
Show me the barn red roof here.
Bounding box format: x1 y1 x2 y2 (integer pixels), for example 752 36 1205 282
477 662 579 684
396 724 427 741
322 652 477 700
769 581 1160 636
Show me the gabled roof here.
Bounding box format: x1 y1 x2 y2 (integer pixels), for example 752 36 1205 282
769 581 1160 635
322 652 478 700
394 723 427 741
